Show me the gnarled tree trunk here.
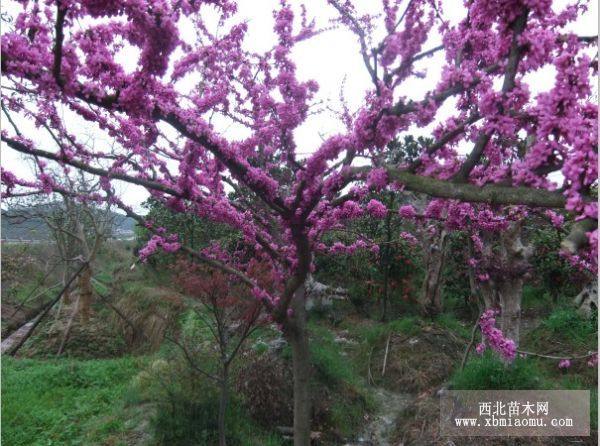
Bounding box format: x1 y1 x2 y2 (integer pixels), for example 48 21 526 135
496 222 530 346
498 276 523 344
476 223 531 347
419 227 447 316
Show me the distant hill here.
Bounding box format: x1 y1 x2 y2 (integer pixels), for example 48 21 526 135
1 203 137 241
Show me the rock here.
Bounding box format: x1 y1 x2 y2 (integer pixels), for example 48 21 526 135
266 337 287 352
305 275 348 311
573 281 598 318
334 335 357 345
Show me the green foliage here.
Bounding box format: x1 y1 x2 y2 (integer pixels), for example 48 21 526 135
329 398 369 438
529 223 589 298
440 231 473 318
304 322 375 437
133 357 284 445
1 356 146 446
385 135 432 165
451 352 549 390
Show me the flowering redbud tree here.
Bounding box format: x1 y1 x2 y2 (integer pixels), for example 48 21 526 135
1 1 597 443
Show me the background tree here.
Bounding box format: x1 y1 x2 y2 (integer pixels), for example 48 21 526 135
171 257 267 446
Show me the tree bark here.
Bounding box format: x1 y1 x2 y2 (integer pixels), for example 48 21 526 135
78 265 93 321
61 266 73 304
218 365 229 446
380 193 395 322
283 286 312 446
498 278 523 344
496 223 529 347
477 224 530 347
419 228 447 316
56 293 81 356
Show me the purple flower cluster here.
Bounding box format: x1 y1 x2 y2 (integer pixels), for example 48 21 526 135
557 359 571 369
479 309 517 362
138 235 181 262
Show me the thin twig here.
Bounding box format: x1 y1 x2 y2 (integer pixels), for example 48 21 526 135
381 332 392 377
461 313 481 370
516 350 596 361
367 347 375 385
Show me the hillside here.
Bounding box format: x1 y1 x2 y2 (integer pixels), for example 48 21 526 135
1 203 136 241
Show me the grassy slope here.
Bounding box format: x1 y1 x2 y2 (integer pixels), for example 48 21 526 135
2 355 147 446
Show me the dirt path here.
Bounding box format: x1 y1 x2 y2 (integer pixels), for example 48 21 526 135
345 387 414 446
342 315 542 446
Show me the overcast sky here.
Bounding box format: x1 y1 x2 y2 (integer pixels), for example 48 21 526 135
1 0 597 212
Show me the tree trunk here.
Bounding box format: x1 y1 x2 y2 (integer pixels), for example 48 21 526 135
498 277 523 345
479 280 499 310
496 222 530 346
419 228 447 316
61 266 73 304
78 265 93 321
380 193 394 322
381 266 389 322
283 286 311 446
57 293 81 356
218 365 229 446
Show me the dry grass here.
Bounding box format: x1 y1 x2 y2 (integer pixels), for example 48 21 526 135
112 286 185 351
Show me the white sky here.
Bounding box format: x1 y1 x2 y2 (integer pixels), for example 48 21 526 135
1 0 597 213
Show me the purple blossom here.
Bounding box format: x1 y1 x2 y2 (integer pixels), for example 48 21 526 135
558 359 571 369
366 199 388 218
479 309 516 362
399 205 416 218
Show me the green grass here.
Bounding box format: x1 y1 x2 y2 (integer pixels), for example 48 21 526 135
2 355 147 446
451 351 550 390
434 313 470 338
346 316 421 348
309 322 360 386
150 385 285 446
522 285 551 312
304 321 376 437
539 307 597 349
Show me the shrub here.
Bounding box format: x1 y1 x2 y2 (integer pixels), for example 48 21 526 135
235 351 294 428
134 356 284 445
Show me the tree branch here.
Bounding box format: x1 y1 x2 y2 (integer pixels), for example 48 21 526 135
453 8 529 182
52 1 67 88
353 165 586 209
